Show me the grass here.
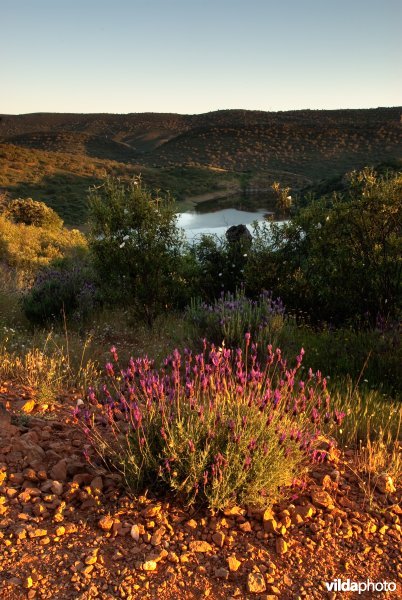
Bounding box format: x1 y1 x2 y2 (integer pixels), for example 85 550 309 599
276 318 402 397
0 324 99 406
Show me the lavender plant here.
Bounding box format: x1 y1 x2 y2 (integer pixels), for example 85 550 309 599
75 336 344 509
187 289 285 350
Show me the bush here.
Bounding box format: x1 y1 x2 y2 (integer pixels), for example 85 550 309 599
75 338 343 509
5 197 63 229
187 288 285 350
187 233 250 302
0 213 87 284
88 177 186 326
21 257 100 325
246 168 402 324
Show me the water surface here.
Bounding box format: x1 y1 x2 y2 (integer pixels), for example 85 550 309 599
177 192 282 241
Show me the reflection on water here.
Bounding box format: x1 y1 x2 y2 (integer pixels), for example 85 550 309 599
177 193 282 241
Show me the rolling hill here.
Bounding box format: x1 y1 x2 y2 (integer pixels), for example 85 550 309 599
0 108 401 225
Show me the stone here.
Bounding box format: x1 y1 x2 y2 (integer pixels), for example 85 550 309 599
50 481 63 496
226 224 252 247
223 506 246 517
247 572 266 594
73 473 92 486
90 476 103 494
239 521 252 532
85 550 98 565
262 507 275 521
13 439 45 464
49 460 67 482
143 504 162 518
142 560 157 571
263 518 278 533
212 531 225 547
291 503 316 524
269 585 281 595
185 519 198 530
214 567 229 579
275 538 288 555
167 551 179 563
21 400 36 414
23 469 38 482
189 540 212 553
98 515 114 531
227 555 241 572
151 526 166 546
311 490 335 510
29 528 47 538
130 524 140 541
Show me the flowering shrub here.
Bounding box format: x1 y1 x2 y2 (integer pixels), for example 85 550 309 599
75 337 344 509
22 257 100 325
187 289 285 350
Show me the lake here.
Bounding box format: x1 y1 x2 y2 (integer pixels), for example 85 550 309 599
176 192 283 241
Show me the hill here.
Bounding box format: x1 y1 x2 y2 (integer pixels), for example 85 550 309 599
0 108 401 225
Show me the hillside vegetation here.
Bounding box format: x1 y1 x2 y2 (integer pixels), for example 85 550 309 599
0 108 400 224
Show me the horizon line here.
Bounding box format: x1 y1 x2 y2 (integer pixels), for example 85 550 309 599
1 105 402 118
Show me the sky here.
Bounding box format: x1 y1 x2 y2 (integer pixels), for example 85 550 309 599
1 0 401 115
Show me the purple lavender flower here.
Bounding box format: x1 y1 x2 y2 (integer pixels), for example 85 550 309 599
105 362 114 377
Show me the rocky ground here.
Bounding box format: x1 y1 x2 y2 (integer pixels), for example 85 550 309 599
0 383 400 600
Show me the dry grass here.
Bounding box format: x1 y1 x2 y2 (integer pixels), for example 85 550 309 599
0 329 100 406
329 382 401 507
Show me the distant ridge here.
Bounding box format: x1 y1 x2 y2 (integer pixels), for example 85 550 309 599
0 108 400 225
0 108 400 178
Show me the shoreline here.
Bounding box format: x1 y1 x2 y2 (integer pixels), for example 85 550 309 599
183 186 241 207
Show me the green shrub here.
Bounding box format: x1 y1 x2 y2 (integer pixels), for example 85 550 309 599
88 177 187 326
21 256 100 325
246 168 402 325
5 197 63 229
188 233 250 302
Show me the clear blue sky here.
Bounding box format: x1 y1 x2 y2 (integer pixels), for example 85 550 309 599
1 0 401 114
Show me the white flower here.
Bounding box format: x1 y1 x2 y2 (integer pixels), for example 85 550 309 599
243 253 248 257
218 272 222 277
316 223 322 229
123 235 130 241
119 242 126 248
287 195 292 200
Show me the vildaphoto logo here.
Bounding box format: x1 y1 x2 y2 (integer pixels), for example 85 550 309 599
325 579 397 594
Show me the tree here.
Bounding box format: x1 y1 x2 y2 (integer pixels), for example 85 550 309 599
247 168 402 324
88 176 185 326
